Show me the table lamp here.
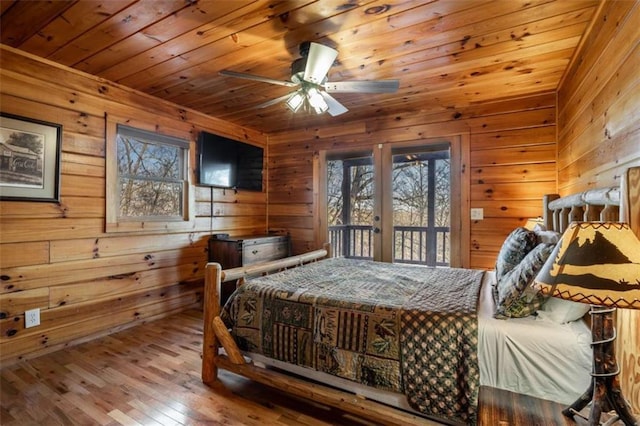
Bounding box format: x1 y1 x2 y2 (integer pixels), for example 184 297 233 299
524 217 544 230
532 222 640 426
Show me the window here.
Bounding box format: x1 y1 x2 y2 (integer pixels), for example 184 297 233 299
106 119 193 233
116 125 188 219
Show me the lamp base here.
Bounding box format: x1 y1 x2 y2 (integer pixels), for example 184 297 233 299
563 377 637 426
562 306 638 426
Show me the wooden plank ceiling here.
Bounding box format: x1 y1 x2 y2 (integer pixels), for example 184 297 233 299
0 0 599 134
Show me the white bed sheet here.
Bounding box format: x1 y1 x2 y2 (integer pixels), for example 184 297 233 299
477 272 592 404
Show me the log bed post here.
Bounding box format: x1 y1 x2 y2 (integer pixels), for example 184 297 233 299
543 194 558 230
202 262 222 384
323 241 332 258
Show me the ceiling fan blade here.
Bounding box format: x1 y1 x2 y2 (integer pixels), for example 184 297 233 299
254 93 292 109
320 92 348 116
303 42 338 85
324 80 400 93
220 70 298 87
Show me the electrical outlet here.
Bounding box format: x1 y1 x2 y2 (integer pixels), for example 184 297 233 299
470 208 484 220
25 308 40 328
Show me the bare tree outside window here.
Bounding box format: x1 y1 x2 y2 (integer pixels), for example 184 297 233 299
349 164 374 224
327 160 343 226
434 158 451 228
116 125 188 220
393 160 429 227
327 159 374 226
392 154 450 264
327 156 375 258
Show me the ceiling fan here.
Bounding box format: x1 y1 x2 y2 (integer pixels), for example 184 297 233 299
220 41 400 116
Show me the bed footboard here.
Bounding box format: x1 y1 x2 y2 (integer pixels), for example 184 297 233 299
202 245 330 384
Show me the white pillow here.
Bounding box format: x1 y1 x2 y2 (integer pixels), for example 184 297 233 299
537 297 590 324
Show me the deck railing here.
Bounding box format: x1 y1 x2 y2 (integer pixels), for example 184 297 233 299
328 224 450 266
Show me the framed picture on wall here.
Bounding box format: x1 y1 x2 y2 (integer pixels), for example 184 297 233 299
0 113 62 202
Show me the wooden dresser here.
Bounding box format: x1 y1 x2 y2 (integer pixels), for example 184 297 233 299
208 234 290 304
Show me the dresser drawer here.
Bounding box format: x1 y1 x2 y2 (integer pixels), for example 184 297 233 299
209 234 290 306
242 239 289 265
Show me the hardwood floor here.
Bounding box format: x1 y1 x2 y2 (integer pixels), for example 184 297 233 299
0 309 622 425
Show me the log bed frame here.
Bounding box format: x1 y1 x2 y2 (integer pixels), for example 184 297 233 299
202 167 639 425
202 245 437 425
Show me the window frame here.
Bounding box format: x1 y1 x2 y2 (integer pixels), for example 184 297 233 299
105 117 195 233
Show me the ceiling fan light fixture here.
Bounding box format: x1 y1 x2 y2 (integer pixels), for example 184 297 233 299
286 91 305 113
307 87 328 114
311 102 329 115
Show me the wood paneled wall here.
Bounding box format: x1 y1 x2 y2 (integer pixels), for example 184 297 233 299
0 46 268 365
557 1 640 193
268 92 557 270
556 1 640 415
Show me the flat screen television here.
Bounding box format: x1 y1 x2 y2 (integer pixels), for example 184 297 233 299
197 131 264 191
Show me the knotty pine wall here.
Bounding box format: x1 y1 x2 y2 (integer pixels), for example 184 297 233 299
0 46 268 365
268 91 557 270
556 1 640 415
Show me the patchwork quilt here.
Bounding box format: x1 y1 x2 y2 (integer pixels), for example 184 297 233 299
221 257 484 424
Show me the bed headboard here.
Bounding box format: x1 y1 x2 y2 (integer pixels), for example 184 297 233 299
543 187 620 232
542 166 639 415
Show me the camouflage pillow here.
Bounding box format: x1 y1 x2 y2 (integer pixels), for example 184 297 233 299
495 243 554 319
494 227 538 279
493 227 538 303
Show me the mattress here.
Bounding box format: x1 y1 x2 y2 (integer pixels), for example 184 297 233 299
477 272 592 404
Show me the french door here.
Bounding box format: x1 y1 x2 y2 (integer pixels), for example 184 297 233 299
320 137 463 266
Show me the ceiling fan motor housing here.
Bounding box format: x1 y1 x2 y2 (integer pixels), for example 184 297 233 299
290 57 307 83
291 41 312 83
299 41 311 57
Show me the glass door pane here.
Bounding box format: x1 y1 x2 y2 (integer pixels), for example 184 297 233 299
392 146 450 266
327 154 374 259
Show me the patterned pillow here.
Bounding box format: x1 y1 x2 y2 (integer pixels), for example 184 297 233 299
493 227 538 303
494 243 554 319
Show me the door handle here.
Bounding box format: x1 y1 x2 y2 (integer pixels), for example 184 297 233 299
373 227 380 234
